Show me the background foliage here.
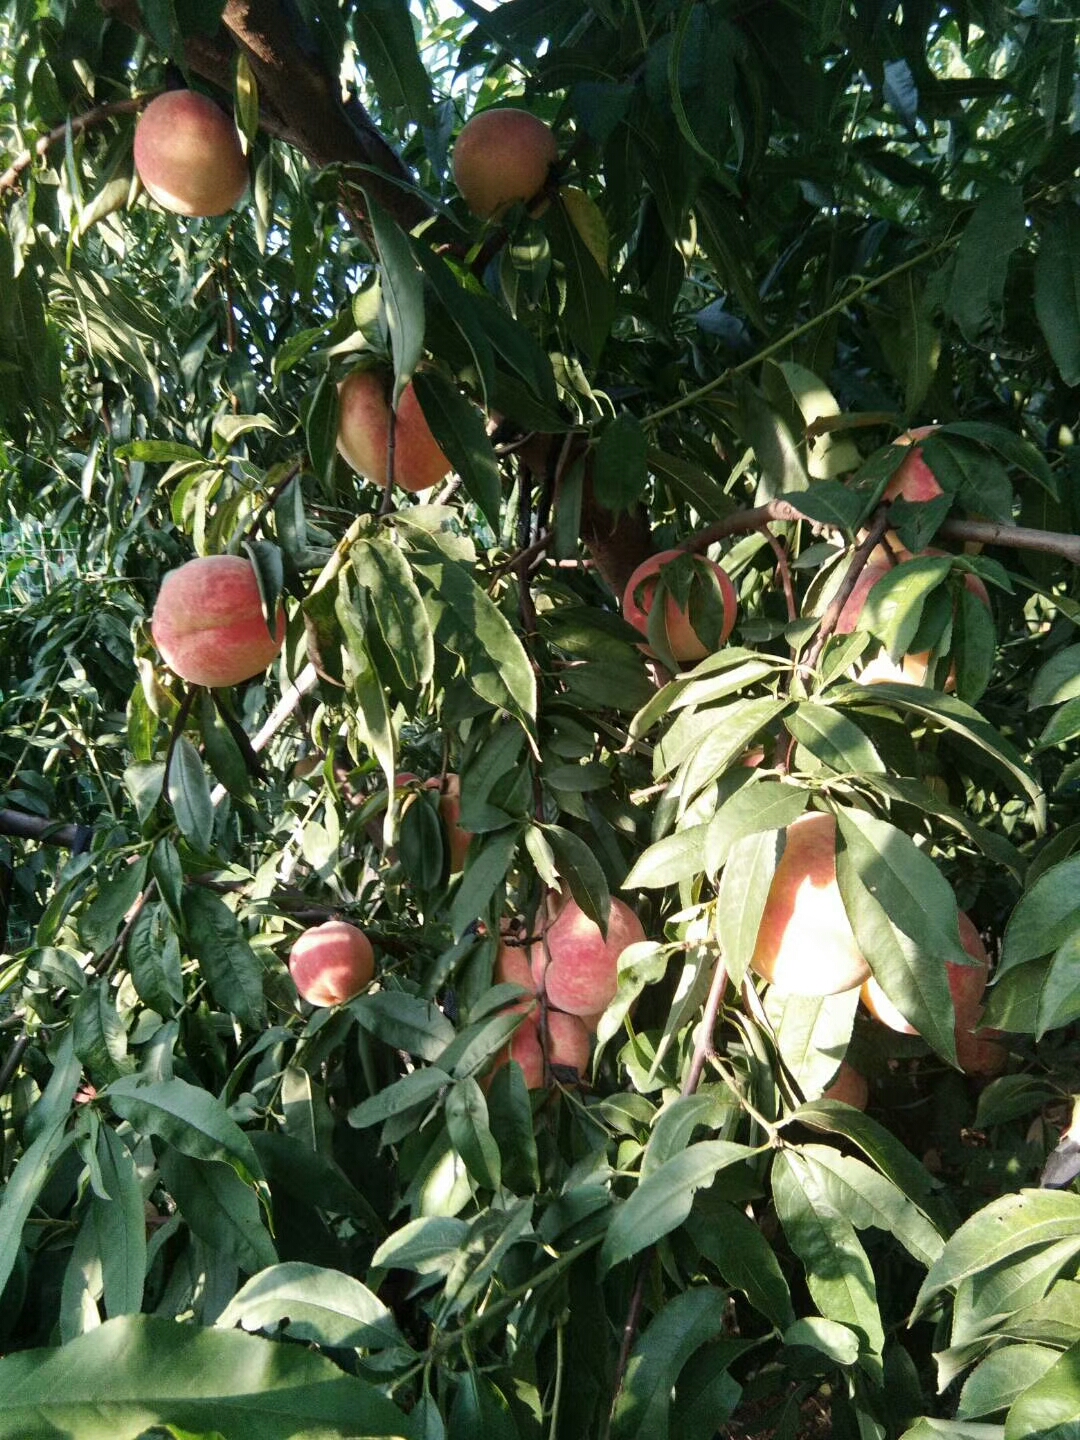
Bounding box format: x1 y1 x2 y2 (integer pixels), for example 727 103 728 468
2 1 1080 1436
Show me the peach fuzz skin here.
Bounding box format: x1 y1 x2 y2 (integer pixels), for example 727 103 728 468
531 897 646 1019
288 920 375 1007
451 108 558 219
133 90 247 218
750 812 870 997
151 555 286 688
337 370 452 494
487 1005 592 1090
822 1061 869 1109
622 549 737 663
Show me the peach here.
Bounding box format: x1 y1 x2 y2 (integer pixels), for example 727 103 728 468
151 555 286 688
494 941 536 992
750 812 870 996
622 549 737 663
451 108 558 219
955 1025 1008 1077
531 897 646 1018
861 910 988 1036
288 920 375 1007
822 1061 869 1109
884 426 942 505
489 1007 592 1090
833 548 990 690
424 774 473 874
337 370 452 494
134 90 248 217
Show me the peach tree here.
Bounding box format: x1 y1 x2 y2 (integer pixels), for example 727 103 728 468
1 2 1080 1436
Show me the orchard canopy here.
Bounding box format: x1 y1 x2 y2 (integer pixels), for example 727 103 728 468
3 2 1080 1437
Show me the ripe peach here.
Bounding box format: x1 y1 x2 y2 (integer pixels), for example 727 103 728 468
862 910 989 1036
337 370 452 494
955 1025 1008 1077
531 897 646 1018
822 1061 869 1109
494 941 536 992
451 108 558 219
622 550 738 662
151 555 286 688
424 774 473 874
750 812 870 996
489 1007 592 1090
134 90 248 218
288 920 375 1007
884 426 942 505
833 549 990 690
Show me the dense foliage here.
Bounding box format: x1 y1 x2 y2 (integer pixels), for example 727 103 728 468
2 2 1080 1436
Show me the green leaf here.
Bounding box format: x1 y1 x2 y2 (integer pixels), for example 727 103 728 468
715 829 781 988
450 826 518 939
947 184 1027 345
703 780 809 875
181 888 266 1028
546 190 614 360
0 1108 73 1299
594 413 648 512
785 703 886 776
350 991 456 1062
366 195 425 405
1035 204 1080 388
106 1076 266 1194
449 1371 517 1440
764 987 859 1100
413 244 495 404
1031 646 1080 711
794 482 870 533
72 980 132 1084
94 1126 147 1319
371 1216 470 1277
772 1149 884 1375
830 682 1044 818
353 536 435 692
797 1144 945 1268
686 1198 796 1329
411 370 501 533
411 541 537 730
610 1287 734 1440
783 1317 860 1367
349 1067 452 1130
159 1148 278 1275
126 901 184 1015
601 1141 758 1271
351 0 434 127
835 809 966 1063
0 1315 416 1439
999 856 1080 971
854 554 953 659
912 1190 1080 1320
544 824 611 931
168 735 214 851
1004 1340 1080 1439
216 1262 402 1350
624 824 708 889
958 1344 1062 1420
445 1077 502 1191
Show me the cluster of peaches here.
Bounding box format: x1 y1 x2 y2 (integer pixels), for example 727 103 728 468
137 89 1003 1102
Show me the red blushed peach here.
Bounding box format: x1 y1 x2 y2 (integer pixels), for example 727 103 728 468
451 108 558 219
288 920 375 1007
151 555 286 688
134 90 248 217
955 1024 1008 1077
337 370 452 494
494 942 536 993
488 1007 592 1090
622 549 738 663
832 548 990 691
750 812 870 997
862 910 989 1036
531 897 646 1018
884 427 942 505
821 1061 869 1109
424 774 473 874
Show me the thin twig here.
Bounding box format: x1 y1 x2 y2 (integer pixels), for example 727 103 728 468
758 526 797 624
801 509 891 675
0 97 147 194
